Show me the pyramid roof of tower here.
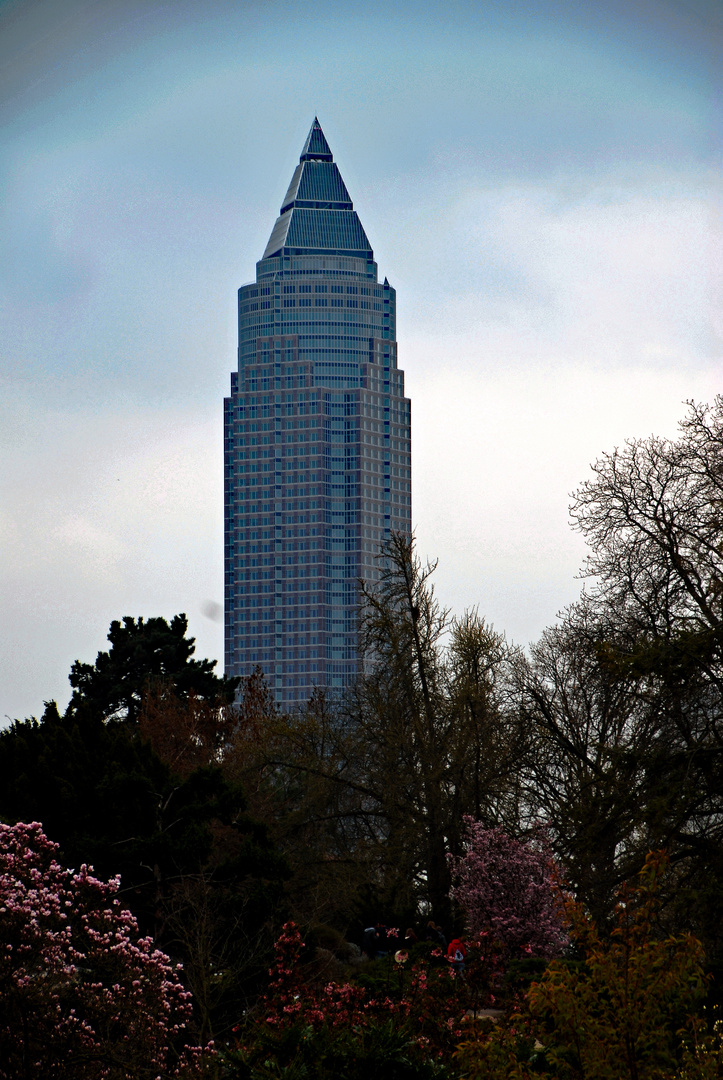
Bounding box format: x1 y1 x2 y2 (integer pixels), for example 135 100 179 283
261 119 372 260
280 161 352 213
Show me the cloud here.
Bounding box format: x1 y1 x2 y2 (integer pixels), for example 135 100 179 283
396 176 722 371
412 361 719 646
0 397 225 721
0 0 719 724
396 179 721 643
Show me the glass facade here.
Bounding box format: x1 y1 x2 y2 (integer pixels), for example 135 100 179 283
224 119 412 706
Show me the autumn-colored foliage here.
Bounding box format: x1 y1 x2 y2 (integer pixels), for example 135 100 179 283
455 852 711 1080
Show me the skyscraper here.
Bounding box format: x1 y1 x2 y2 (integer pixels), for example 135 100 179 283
224 119 411 706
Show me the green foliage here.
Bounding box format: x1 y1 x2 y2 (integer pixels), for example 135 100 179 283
354 535 517 921
226 1019 449 1080
68 613 239 722
0 702 271 914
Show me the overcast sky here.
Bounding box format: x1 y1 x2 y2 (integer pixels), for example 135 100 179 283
1 0 721 722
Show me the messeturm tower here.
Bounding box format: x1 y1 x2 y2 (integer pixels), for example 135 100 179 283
224 119 411 706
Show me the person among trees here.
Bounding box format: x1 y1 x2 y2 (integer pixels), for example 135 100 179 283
363 922 392 959
447 936 467 974
362 924 380 959
424 920 447 951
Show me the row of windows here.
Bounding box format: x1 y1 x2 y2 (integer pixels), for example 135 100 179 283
238 658 325 672
240 317 389 334
245 366 310 378
237 565 322 579
253 340 386 355
244 379 307 390
279 284 382 296
280 298 378 309
237 390 318 405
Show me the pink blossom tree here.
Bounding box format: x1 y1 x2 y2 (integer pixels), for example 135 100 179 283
0 821 207 1079
449 819 568 959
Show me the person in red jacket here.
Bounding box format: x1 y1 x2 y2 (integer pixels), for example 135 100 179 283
447 937 466 974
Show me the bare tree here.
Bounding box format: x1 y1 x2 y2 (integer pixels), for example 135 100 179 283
518 398 723 940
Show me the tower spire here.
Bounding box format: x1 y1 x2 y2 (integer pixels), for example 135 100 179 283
263 116 368 260
299 117 333 162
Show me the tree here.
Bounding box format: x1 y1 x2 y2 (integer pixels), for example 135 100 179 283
68 614 239 723
348 533 520 922
448 819 567 959
0 701 237 927
455 853 710 1080
515 397 723 943
217 538 519 930
571 397 723 647
138 682 236 778
511 611 660 924
354 534 520 920
223 673 375 929
0 821 207 1079
0 698 288 1044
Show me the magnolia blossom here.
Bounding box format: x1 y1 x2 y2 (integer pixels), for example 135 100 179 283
0 821 206 1079
449 819 568 958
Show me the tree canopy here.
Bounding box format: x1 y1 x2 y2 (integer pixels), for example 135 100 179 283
0 615 287 1045
68 613 239 722
6 396 723 1066
514 397 723 947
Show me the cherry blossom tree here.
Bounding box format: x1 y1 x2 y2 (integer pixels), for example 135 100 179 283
449 819 567 959
0 821 207 1079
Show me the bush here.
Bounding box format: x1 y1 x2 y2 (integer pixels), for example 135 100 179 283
226 922 492 1078
0 821 208 1079
455 852 710 1080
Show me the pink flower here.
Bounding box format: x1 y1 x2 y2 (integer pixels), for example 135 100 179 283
0 822 209 1077
448 819 568 959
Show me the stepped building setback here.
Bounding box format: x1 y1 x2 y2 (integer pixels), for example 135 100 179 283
224 119 411 706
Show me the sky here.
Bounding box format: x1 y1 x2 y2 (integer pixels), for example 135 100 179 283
1 0 721 722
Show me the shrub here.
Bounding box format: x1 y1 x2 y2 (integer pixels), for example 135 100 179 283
0 821 208 1079
455 852 710 1080
226 921 491 1077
